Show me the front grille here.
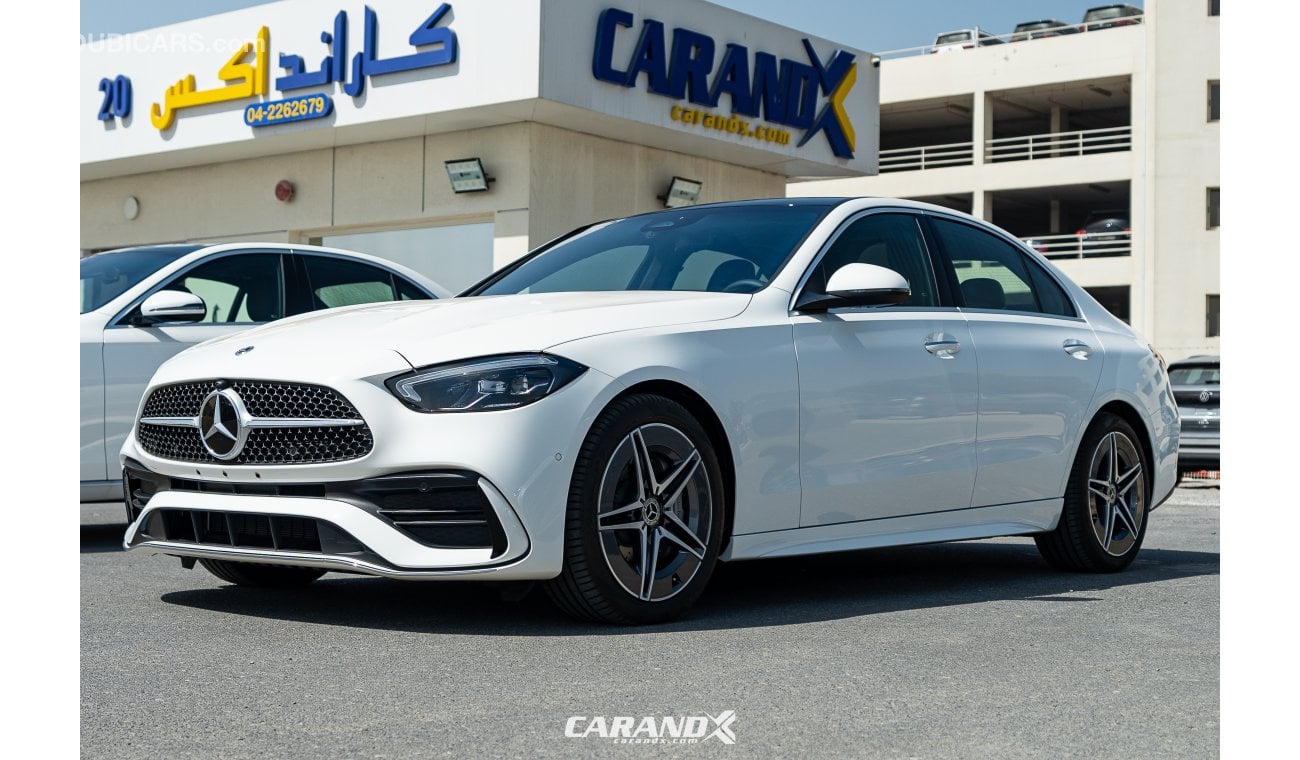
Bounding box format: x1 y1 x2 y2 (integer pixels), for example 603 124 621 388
140 380 364 420
142 508 367 555
136 380 373 465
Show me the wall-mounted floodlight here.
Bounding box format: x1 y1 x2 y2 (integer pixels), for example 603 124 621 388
660 176 702 208
445 158 494 193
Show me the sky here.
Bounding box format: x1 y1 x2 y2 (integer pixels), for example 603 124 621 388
79 0 1142 52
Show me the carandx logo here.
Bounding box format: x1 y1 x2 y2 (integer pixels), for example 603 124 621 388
565 711 737 744
592 8 857 158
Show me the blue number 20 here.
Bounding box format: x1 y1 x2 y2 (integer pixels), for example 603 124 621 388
98 75 132 121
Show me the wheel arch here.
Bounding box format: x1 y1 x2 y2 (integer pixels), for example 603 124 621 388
605 379 737 552
1089 400 1155 492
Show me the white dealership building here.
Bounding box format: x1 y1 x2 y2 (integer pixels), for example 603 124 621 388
790 0 1219 359
80 0 878 291
81 0 1218 358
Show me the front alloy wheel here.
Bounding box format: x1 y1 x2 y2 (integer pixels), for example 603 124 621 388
546 394 724 624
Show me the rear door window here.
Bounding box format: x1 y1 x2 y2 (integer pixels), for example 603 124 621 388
930 218 1076 317
301 256 398 309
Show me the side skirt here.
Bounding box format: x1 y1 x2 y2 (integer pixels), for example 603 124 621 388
722 499 1062 561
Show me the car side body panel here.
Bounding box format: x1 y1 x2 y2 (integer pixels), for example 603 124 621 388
550 288 804 536
960 310 1104 506
792 308 979 524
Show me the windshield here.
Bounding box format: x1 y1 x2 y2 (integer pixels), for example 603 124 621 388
80 247 196 313
1169 365 1219 385
474 203 834 297
936 32 972 44
1084 7 1129 21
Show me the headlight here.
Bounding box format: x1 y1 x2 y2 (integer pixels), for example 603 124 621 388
386 354 587 413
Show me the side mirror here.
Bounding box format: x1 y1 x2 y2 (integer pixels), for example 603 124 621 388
795 263 911 312
134 290 206 326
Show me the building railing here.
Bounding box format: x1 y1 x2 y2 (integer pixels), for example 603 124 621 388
1021 231 1131 259
875 16 1145 60
875 126 1129 174
986 126 1131 162
879 141 974 173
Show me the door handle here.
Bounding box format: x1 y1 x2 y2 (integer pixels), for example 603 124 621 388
1063 339 1092 360
924 333 961 359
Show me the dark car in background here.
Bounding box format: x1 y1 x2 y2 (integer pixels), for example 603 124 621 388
1077 210 1131 256
1168 355 1220 475
1012 20 1080 41
1082 4 1144 31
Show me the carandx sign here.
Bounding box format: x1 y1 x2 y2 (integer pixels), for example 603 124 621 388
591 7 858 158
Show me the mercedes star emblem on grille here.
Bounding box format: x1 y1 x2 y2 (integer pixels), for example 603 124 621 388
199 388 249 460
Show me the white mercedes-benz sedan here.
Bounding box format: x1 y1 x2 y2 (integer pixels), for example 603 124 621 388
122 198 1178 624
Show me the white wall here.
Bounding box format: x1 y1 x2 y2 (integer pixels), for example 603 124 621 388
81 122 785 276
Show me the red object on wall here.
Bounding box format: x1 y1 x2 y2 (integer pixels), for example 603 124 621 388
274 180 295 202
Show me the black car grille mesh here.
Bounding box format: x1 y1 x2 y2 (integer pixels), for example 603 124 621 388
137 380 372 465
144 508 367 555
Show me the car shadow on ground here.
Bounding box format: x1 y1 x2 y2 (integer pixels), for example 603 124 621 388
138 538 1217 635
81 523 128 554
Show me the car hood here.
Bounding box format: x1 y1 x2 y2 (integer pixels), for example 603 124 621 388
179 291 751 372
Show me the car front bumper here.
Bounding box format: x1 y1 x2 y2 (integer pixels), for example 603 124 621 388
121 366 621 580
123 482 533 579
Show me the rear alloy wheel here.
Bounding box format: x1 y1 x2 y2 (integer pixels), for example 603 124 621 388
1036 413 1148 572
199 558 325 587
546 394 724 624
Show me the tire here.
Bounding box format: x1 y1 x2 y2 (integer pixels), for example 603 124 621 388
199 558 326 587
545 394 726 624
1035 412 1149 572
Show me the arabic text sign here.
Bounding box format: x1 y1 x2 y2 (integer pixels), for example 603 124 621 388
118 4 458 133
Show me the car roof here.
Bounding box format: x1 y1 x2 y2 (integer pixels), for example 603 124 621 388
1015 19 1069 27
1170 355 1219 365
605 196 979 225
96 244 206 257
1084 4 1141 12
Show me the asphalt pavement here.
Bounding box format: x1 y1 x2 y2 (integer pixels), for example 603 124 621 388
81 483 1219 758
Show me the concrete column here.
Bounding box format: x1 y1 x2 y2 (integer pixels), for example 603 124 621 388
1049 199 1062 234
972 191 992 222
1049 105 1066 157
972 92 993 165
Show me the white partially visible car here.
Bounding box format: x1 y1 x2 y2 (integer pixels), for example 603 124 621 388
930 27 1006 53
120 199 1178 624
81 243 449 503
